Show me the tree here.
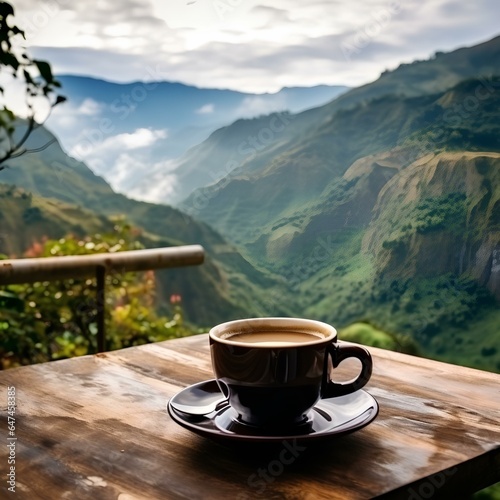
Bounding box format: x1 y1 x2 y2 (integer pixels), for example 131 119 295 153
0 224 194 369
0 1 65 171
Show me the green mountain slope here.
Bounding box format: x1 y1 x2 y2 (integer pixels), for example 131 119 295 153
0 185 115 256
0 128 289 326
222 147 496 372
180 35 500 214
183 77 500 252
178 38 500 372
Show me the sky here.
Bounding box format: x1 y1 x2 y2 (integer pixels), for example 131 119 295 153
12 0 500 93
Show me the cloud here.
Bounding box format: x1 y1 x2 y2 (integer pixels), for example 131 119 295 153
66 127 168 196
234 95 287 118
104 154 180 202
195 103 215 114
110 128 168 150
78 98 104 116
70 127 167 161
127 159 181 202
16 0 498 93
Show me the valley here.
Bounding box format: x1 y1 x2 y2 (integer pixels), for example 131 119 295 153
1 35 499 373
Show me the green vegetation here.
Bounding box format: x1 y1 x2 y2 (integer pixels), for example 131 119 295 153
340 322 419 355
0 224 195 369
306 267 500 373
403 77 500 153
475 484 500 500
0 36 498 383
380 192 468 259
0 179 287 327
0 1 65 167
411 192 466 234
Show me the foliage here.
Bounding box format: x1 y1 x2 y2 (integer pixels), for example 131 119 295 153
0 223 194 369
474 484 500 500
381 192 468 252
0 1 66 169
414 192 467 234
340 322 419 355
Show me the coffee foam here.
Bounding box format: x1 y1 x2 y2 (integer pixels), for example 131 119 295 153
220 330 325 346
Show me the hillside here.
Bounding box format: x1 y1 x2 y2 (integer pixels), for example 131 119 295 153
176 38 500 372
183 77 500 252
0 129 290 326
44 76 347 203
362 152 500 291
0 185 114 256
179 35 500 213
2 35 499 372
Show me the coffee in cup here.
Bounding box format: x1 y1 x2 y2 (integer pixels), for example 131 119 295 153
209 317 373 428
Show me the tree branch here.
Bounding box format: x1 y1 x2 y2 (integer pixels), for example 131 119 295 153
10 137 56 157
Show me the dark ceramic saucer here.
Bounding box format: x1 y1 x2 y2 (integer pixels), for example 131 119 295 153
167 380 379 443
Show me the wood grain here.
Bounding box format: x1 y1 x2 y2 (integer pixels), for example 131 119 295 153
1 334 499 499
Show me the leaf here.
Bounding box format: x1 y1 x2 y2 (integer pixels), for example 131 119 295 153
34 60 53 84
0 51 19 70
2 107 15 121
54 95 67 106
0 2 15 18
23 69 33 85
11 26 24 38
0 291 24 312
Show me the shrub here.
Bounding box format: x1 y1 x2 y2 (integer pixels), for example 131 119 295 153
0 224 194 369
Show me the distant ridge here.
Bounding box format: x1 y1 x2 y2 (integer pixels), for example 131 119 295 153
44 75 348 202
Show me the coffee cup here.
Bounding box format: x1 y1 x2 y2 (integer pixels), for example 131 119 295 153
209 317 373 428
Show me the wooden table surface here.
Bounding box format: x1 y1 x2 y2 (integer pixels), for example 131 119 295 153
1 334 499 499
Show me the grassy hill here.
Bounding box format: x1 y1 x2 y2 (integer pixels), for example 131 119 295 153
180 35 500 215
0 185 114 256
0 128 290 326
183 77 500 253
177 39 500 373
2 36 499 373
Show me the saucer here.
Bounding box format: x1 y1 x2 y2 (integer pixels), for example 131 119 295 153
167 380 379 443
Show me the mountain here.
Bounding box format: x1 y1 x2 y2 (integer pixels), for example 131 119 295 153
3 35 500 373
294 150 500 368
0 185 115 256
0 124 290 326
180 35 500 215
177 37 500 372
182 76 500 249
163 111 296 204
44 75 348 203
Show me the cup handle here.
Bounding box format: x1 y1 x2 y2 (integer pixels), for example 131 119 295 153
322 342 373 398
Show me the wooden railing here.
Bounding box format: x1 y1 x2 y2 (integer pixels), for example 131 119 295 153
0 245 205 352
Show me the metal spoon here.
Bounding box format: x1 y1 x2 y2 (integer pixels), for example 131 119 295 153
169 379 228 416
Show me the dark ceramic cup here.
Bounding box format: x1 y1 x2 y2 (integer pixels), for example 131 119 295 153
209 317 373 428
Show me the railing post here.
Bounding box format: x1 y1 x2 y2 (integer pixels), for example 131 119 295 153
96 265 105 353
0 245 205 354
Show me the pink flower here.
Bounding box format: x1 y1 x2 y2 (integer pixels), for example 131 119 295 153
170 294 182 304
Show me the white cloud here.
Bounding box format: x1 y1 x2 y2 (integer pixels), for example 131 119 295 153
71 127 168 159
195 103 215 114
128 161 180 203
104 155 180 203
113 128 168 150
77 98 104 116
14 0 500 93
65 127 169 197
234 95 287 118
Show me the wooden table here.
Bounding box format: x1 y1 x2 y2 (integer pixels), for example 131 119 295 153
1 334 499 499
